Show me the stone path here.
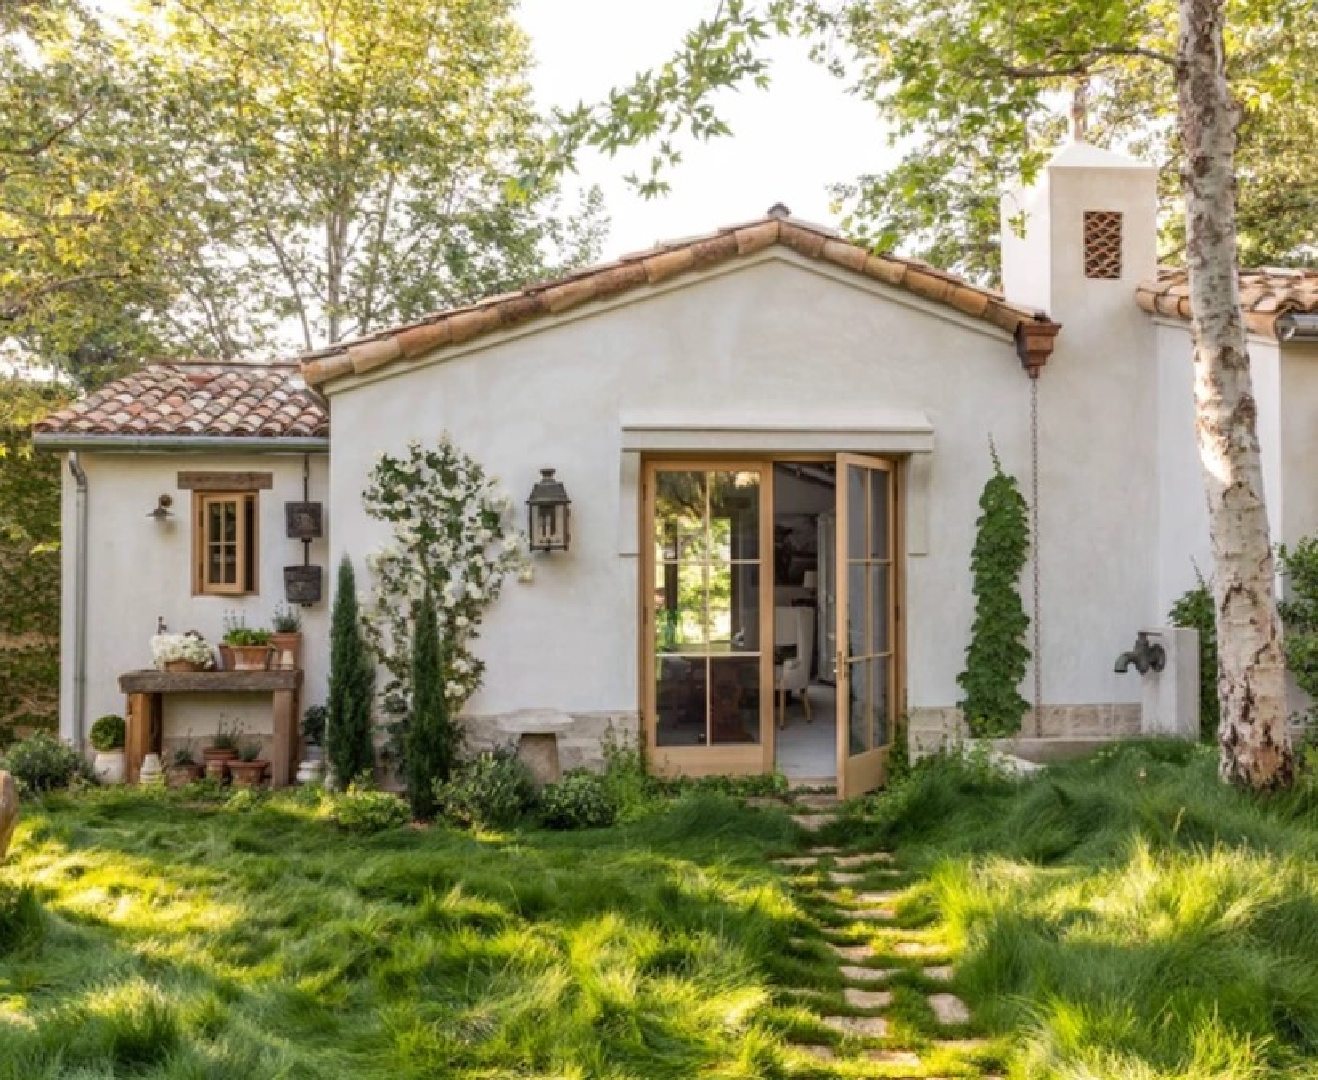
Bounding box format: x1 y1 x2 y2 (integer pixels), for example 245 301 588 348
768 802 1002 1077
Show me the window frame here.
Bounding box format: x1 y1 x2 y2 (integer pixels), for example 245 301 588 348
193 491 260 596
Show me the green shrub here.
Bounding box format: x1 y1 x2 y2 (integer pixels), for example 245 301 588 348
0 882 42 956
2 731 86 793
328 780 409 833
434 746 538 828
302 704 327 746
958 445 1031 737
327 556 376 789
541 769 617 830
405 588 460 820
1278 536 1318 719
1168 574 1220 742
88 714 125 752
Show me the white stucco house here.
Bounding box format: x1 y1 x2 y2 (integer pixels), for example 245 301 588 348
34 142 1318 795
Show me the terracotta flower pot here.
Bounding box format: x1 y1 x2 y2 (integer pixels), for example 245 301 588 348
270 632 302 671
228 759 268 789
228 644 271 671
164 659 202 673
166 763 204 788
218 644 234 671
203 746 239 781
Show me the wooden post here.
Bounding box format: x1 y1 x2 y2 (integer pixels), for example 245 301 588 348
271 688 297 788
125 692 152 784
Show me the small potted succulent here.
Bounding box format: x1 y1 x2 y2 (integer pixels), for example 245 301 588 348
222 614 273 671
203 719 242 781
89 714 126 784
297 704 327 784
166 739 204 787
270 603 303 671
151 631 215 672
228 739 269 789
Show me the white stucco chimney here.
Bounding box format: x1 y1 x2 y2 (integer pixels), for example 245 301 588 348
1000 140 1158 324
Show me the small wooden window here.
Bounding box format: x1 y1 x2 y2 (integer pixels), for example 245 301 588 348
1083 210 1123 278
194 492 259 595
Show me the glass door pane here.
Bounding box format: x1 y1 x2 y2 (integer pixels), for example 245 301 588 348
653 468 763 749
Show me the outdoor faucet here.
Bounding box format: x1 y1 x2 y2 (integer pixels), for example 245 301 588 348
1114 631 1166 675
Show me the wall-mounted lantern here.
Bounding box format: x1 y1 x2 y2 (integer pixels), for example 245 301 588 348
284 501 324 539
527 468 571 553
147 494 173 521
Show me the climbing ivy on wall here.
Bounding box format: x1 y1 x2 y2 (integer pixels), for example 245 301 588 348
957 445 1031 738
0 378 73 744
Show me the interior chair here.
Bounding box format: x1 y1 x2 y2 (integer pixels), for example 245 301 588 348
774 606 816 729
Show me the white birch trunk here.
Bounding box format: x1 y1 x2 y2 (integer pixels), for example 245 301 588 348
1178 0 1294 788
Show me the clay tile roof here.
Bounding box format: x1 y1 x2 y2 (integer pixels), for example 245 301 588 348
300 208 1057 387
1136 266 1318 339
34 362 328 440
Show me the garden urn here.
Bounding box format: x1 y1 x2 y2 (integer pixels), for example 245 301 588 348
92 750 126 785
139 753 165 786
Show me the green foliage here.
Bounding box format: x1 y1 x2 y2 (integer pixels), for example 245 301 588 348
328 780 411 834
0 883 42 957
540 769 618 830
326 557 377 790
1168 574 1220 742
405 589 460 820
958 448 1031 737
1278 536 1318 717
434 746 538 829
301 704 327 747
222 627 271 647
88 714 125 752
1 731 86 793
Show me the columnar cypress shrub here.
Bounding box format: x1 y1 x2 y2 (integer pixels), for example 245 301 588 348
327 556 376 789
958 447 1031 738
405 588 460 820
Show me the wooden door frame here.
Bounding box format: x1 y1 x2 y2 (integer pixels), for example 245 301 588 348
638 452 905 784
834 454 905 798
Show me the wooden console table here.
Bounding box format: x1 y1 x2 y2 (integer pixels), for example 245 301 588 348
118 669 302 787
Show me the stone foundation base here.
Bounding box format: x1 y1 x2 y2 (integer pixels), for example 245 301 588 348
908 704 1142 758
461 710 641 775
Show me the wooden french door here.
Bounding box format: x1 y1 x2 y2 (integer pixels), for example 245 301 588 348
836 454 898 798
644 461 773 777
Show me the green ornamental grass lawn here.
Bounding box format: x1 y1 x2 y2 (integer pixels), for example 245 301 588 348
0 739 1315 1079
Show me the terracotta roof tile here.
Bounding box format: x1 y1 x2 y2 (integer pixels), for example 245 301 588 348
300 208 1057 387
1136 267 1318 339
34 363 328 440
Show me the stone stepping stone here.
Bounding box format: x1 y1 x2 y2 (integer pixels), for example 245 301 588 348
828 942 876 961
840 964 896 982
928 993 971 1025
865 1049 922 1067
843 987 893 1009
793 1044 836 1061
821 1014 889 1038
854 890 900 905
745 796 788 809
923 965 954 982
827 871 868 885
833 852 894 867
893 940 942 957
794 794 839 809
809 845 844 854
934 1037 989 1052
846 906 897 920
773 856 821 867
796 815 839 832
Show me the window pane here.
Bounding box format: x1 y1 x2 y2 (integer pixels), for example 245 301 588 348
869 469 890 559
845 563 865 657
655 472 707 562
243 495 257 592
846 465 866 560
708 471 760 560
870 564 890 655
656 656 703 746
208 546 223 585
654 563 706 649
709 656 760 744
708 563 760 651
847 658 869 755
872 657 891 748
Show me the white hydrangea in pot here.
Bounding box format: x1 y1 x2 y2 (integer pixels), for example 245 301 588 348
150 632 215 672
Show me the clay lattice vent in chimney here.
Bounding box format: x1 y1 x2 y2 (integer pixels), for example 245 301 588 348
1083 210 1123 279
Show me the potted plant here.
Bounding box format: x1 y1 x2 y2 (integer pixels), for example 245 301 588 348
203 719 242 781
270 603 303 671
222 616 273 671
297 704 327 784
89 714 126 784
229 740 269 789
150 631 215 672
166 740 204 787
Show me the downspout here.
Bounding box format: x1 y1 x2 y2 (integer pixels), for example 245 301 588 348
68 453 88 750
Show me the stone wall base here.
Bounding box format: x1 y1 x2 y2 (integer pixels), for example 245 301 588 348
461 710 641 774
908 704 1142 757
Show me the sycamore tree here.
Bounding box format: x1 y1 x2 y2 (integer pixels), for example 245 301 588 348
563 0 1295 788
113 0 605 357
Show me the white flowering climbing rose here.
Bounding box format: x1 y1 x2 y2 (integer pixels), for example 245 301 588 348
362 435 531 723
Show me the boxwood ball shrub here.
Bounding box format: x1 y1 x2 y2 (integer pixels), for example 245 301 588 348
540 769 617 830
2 731 86 793
434 746 538 829
89 714 125 752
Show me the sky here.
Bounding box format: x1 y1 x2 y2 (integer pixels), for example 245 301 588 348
518 0 893 259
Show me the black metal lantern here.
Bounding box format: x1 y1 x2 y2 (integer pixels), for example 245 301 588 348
527 468 571 552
